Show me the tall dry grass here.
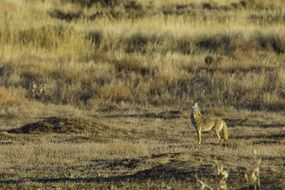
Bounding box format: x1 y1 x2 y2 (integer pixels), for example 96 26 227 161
0 0 285 115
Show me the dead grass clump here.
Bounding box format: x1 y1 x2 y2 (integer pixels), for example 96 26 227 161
99 81 132 103
255 32 285 53
124 1 145 18
49 8 104 22
20 70 44 89
196 33 241 54
0 63 14 86
196 32 285 54
88 30 103 48
162 3 193 16
124 33 169 54
113 57 151 77
248 11 285 24
125 33 149 53
0 87 27 106
0 64 13 78
201 1 247 11
176 37 193 54
201 2 218 10
247 0 284 10
188 75 213 100
49 9 83 22
61 0 121 8
0 87 32 118
0 87 18 106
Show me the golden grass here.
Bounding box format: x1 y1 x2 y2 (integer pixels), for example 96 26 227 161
0 115 283 188
0 0 284 115
0 1 284 188
0 140 150 167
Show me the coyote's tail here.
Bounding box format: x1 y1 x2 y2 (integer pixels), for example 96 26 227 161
223 121 228 141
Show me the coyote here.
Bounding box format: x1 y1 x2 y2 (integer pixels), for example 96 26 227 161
190 103 228 144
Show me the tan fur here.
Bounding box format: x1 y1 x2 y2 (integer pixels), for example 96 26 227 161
190 103 228 144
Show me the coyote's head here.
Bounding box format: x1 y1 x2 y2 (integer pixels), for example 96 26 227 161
192 103 202 117
192 102 199 109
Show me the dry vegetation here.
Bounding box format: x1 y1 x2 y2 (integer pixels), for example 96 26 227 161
0 0 285 189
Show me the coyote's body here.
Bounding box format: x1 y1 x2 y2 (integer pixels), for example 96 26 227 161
190 103 228 144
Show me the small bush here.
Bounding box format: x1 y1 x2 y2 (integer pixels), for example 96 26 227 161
49 9 83 22
113 58 151 76
88 30 103 48
196 34 234 53
99 81 132 103
256 32 285 53
176 38 193 54
62 0 123 8
0 87 27 106
126 33 149 53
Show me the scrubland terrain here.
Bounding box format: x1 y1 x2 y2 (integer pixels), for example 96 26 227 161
0 0 285 189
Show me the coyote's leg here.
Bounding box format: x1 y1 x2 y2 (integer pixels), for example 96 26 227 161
197 128 202 144
215 129 221 144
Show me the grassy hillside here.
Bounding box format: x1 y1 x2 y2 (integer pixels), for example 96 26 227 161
1 0 285 119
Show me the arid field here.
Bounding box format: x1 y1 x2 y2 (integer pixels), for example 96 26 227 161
0 0 285 189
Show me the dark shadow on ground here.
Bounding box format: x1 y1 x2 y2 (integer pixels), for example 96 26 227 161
225 118 284 128
100 110 181 119
0 161 214 184
0 153 283 189
233 133 285 139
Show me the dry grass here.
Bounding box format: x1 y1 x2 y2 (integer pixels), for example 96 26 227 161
0 111 284 188
1 0 285 114
0 0 285 188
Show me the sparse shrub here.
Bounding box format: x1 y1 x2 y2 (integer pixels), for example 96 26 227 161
99 81 132 103
124 1 142 11
62 0 123 8
126 33 149 53
201 2 217 10
96 100 119 112
0 64 13 79
88 30 103 47
113 57 151 76
196 33 237 54
124 1 145 18
256 32 285 53
134 81 151 103
0 63 14 86
177 37 192 54
0 87 17 106
0 87 28 118
49 9 83 22
188 76 212 97
248 11 285 24
20 71 44 90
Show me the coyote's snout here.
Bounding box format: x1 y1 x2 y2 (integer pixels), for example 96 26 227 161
190 103 228 144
